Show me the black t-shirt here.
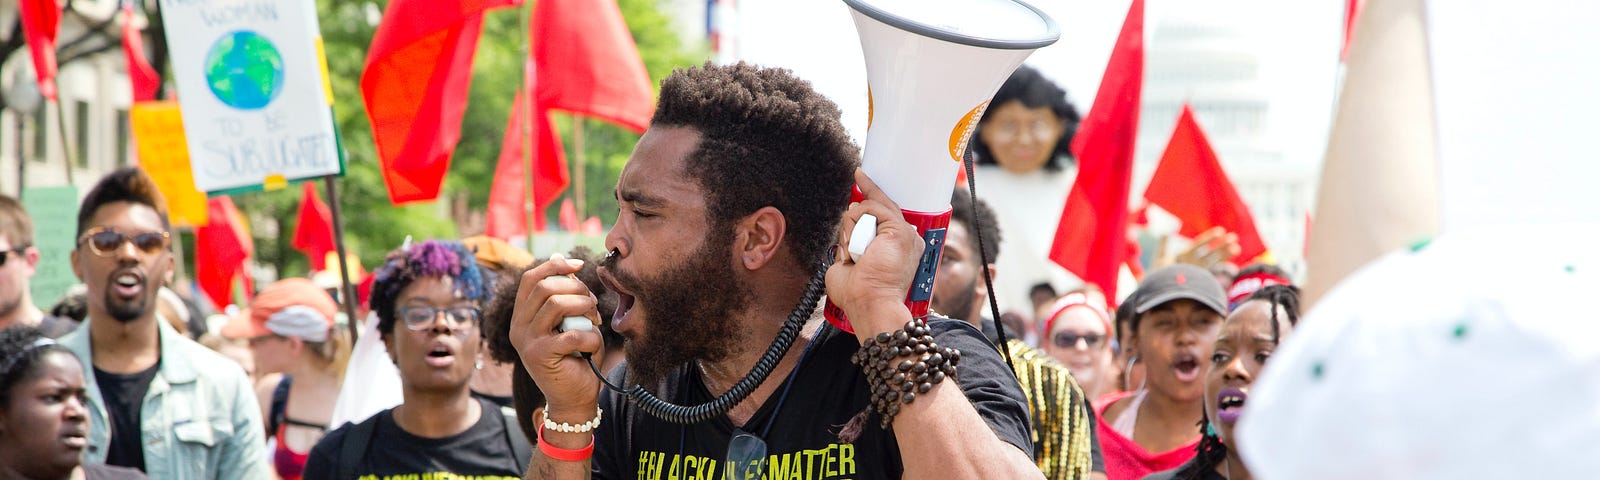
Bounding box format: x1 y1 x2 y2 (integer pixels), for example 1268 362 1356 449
593 318 1034 480
302 398 522 480
95 364 159 472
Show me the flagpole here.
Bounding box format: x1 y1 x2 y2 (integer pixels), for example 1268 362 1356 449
53 102 75 186
170 227 188 283
522 0 537 250
322 176 361 341
572 116 585 221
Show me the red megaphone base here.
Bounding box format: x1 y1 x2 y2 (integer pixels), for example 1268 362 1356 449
824 187 952 334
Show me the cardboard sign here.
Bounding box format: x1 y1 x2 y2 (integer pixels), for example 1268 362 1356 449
21 186 79 306
130 101 209 227
159 0 341 192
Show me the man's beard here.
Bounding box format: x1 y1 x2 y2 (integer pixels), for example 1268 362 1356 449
103 283 153 323
615 228 752 389
935 275 979 322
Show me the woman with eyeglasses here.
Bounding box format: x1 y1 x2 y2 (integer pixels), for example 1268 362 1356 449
302 241 527 480
1040 288 1120 402
219 278 349 480
970 65 1085 321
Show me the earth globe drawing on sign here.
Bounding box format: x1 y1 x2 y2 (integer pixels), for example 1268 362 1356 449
204 31 285 110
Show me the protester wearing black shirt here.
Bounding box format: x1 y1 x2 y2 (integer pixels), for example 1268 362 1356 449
509 64 1043 479
304 240 520 480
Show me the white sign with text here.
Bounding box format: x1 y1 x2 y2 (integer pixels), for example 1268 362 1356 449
160 0 339 192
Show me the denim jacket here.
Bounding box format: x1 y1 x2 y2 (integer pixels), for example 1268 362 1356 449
60 317 270 479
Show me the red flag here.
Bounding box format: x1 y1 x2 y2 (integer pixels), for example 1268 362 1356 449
196 196 252 310
122 4 160 102
362 0 517 204
485 84 570 240
1048 0 1144 300
19 0 61 101
533 0 654 133
292 182 337 270
1143 104 1266 264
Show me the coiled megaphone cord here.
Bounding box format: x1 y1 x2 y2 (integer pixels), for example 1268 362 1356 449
584 258 830 425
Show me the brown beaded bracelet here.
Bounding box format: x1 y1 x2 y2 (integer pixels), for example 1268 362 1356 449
849 318 961 429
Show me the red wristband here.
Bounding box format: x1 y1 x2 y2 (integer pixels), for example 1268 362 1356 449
537 423 595 462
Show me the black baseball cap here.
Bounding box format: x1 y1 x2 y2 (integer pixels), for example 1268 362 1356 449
1134 264 1228 316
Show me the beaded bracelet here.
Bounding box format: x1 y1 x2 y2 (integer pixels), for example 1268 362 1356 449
849 318 961 428
542 405 603 434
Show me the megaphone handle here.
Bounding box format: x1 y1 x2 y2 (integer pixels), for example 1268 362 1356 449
848 214 878 258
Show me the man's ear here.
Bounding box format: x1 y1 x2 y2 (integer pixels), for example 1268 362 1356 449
70 249 84 282
733 206 786 271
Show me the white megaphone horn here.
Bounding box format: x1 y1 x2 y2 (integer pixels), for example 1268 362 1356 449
825 0 1059 333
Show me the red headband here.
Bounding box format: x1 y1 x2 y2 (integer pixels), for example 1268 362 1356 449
1043 292 1113 338
1227 271 1291 307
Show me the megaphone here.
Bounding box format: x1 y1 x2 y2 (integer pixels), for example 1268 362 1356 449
826 0 1059 333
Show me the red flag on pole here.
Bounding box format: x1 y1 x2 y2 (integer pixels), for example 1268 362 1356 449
1143 104 1267 264
122 4 160 102
485 84 570 240
533 0 654 133
362 0 517 204
292 182 337 270
196 196 252 310
1047 0 1144 300
19 0 61 101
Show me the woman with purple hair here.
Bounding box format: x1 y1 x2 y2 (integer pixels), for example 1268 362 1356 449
302 240 529 479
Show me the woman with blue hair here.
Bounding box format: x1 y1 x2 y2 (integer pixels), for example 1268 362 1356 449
303 240 528 479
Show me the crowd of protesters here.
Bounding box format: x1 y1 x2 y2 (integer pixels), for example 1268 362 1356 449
1 61 1591 480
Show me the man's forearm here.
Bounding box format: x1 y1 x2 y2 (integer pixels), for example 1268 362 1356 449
892 380 1043 479
526 452 591 480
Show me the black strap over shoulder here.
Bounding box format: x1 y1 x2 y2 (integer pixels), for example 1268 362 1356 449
494 398 532 473
335 413 381 480
268 375 292 436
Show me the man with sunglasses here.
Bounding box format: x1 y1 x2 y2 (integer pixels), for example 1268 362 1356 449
0 195 76 337
932 189 1107 480
58 168 269 478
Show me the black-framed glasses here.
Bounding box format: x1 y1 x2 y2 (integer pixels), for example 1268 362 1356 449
1053 332 1106 350
77 228 169 257
724 430 767 480
0 245 30 267
397 305 481 331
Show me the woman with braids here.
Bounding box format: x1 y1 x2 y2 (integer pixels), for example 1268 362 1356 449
220 278 350 480
1143 284 1300 480
302 240 528 480
0 327 145 479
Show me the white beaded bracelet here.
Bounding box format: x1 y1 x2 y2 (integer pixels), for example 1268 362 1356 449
542 405 603 434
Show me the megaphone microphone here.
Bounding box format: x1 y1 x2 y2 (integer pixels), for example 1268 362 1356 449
825 0 1059 333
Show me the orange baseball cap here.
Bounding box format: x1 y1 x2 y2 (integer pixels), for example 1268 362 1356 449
221 278 337 341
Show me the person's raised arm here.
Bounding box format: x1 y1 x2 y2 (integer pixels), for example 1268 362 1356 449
828 170 1044 480
510 256 606 480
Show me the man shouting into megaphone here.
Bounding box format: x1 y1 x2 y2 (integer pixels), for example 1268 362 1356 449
505 62 1042 479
